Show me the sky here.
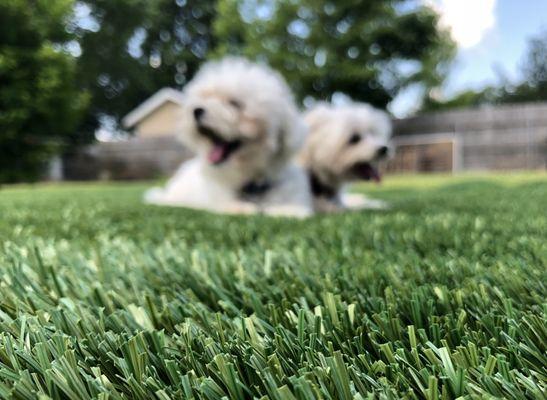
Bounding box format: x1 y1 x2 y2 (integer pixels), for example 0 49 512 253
390 0 547 116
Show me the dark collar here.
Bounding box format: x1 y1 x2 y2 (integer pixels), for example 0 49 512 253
239 179 274 199
309 171 337 199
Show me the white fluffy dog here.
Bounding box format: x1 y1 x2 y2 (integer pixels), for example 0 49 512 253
145 57 313 217
299 102 392 213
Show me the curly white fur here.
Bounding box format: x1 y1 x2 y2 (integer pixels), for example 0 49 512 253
300 101 393 213
145 57 313 217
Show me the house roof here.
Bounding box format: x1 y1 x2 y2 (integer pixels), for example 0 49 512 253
122 88 185 129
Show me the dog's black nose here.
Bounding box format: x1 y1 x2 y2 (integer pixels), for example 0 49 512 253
376 146 389 158
193 107 205 121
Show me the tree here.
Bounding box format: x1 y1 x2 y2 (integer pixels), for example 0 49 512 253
0 0 88 183
214 0 456 108
74 0 454 132
499 29 547 104
74 0 217 136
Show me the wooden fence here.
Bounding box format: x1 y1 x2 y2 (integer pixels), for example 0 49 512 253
58 102 547 180
62 136 191 180
388 102 547 173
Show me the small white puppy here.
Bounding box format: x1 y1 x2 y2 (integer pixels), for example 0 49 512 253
300 102 392 213
145 57 313 217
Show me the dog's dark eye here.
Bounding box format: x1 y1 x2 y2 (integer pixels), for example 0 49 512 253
228 98 243 109
348 132 361 145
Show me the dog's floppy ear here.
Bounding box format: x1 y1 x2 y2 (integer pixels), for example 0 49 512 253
174 94 191 144
304 103 332 134
372 108 393 139
298 104 332 166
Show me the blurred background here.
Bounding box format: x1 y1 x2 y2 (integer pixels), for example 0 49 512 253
1 0 545 183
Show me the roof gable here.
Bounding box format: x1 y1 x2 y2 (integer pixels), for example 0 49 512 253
122 88 184 129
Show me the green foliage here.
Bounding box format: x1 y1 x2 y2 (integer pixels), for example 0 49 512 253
75 0 217 134
214 0 456 107
0 174 545 398
0 0 88 183
72 0 156 139
499 29 547 104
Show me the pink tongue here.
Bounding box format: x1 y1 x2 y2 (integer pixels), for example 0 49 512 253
208 145 227 164
372 174 382 183
372 169 381 183
359 163 381 183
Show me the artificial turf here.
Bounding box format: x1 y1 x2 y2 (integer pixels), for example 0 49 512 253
0 173 545 399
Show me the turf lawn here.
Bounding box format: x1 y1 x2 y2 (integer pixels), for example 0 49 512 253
0 173 545 399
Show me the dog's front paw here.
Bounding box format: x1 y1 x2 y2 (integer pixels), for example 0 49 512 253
222 202 259 215
343 193 390 210
144 187 167 205
263 205 313 218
